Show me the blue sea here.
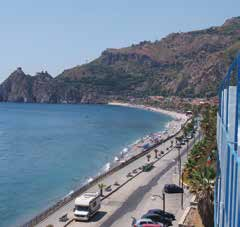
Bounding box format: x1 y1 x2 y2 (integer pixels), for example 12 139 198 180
0 103 172 227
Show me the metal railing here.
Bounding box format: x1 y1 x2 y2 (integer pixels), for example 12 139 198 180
215 53 240 227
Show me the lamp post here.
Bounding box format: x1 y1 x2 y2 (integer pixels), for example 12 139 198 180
151 191 166 213
181 172 184 210
178 147 181 187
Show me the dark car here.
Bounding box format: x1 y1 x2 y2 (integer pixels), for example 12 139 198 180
175 143 181 149
141 214 172 226
164 184 184 193
147 209 175 220
180 140 185 145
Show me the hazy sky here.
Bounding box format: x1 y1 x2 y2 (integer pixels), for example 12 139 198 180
0 0 239 82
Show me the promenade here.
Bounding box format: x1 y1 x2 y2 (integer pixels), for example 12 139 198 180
37 125 199 227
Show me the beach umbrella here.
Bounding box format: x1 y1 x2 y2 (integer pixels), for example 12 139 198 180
123 148 128 153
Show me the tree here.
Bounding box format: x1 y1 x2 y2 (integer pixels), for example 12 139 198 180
154 149 158 159
146 154 151 162
189 166 215 227
98 183 106 197
183 105 217 227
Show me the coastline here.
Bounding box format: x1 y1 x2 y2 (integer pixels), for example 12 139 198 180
107 101 187 121
98 102 188 173
21 104 189 227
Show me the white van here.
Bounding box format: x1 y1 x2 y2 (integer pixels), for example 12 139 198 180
74 192 101 221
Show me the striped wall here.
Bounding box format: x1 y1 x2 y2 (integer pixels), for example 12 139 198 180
215 54 240 227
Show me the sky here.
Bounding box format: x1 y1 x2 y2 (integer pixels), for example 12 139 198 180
0 0 239 82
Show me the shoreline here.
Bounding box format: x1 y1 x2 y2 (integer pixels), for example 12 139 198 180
107 101 187 121
98 102 188 174
21 104 189 227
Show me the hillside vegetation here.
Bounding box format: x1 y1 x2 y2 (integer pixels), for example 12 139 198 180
183 105 217 227
0 17 240 103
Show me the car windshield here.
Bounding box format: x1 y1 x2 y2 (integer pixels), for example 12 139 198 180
75 205 89 211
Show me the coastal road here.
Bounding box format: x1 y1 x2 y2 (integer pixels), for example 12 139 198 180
99 135 197 227
68 132 199 227
36 122 199 227
36 128 184 227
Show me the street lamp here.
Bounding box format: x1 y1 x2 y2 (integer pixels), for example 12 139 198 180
178 147 181 187
177 146 184 210
151 192 166 213
181 172 184 210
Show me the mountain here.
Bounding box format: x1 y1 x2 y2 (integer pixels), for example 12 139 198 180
1 17 240 103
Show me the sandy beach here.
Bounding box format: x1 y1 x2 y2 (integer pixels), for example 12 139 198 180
23 104 190 227
108 102 187 121
34 110 196 227
108 102 188 139
102 102 189 173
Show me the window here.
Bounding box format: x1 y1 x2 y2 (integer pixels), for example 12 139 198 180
75 205 89 211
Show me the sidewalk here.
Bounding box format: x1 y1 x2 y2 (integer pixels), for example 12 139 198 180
37 130 199 227
101 137 193 227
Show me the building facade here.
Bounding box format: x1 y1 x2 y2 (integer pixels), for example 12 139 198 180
215 54 240 227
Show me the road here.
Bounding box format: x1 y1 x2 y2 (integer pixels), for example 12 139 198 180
68 133 199 227
36 124 199 227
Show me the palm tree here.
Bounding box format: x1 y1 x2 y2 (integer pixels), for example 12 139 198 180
182 105 217 227
154 149 158 159
146 154 151 162
189 166 215 227
185 159 197 174
98 183 106 197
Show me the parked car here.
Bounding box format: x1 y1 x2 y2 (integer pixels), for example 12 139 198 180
164 184 184 193
175 143 181 149
132 218 162 227
141 214 172 226
180 140 185 145
147 209 175 220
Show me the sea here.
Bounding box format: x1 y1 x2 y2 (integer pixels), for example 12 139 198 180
0 103 172 227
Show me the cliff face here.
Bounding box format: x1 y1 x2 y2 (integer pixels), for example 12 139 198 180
1 17 240 103
0 68 104 103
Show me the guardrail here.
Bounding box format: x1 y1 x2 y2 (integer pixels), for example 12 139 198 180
21 117 192 227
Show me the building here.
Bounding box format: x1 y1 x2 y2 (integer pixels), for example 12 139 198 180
215 54 240 226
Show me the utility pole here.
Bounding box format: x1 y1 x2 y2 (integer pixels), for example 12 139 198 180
181 172 184 209
162 192 165 213
178 147 181 187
